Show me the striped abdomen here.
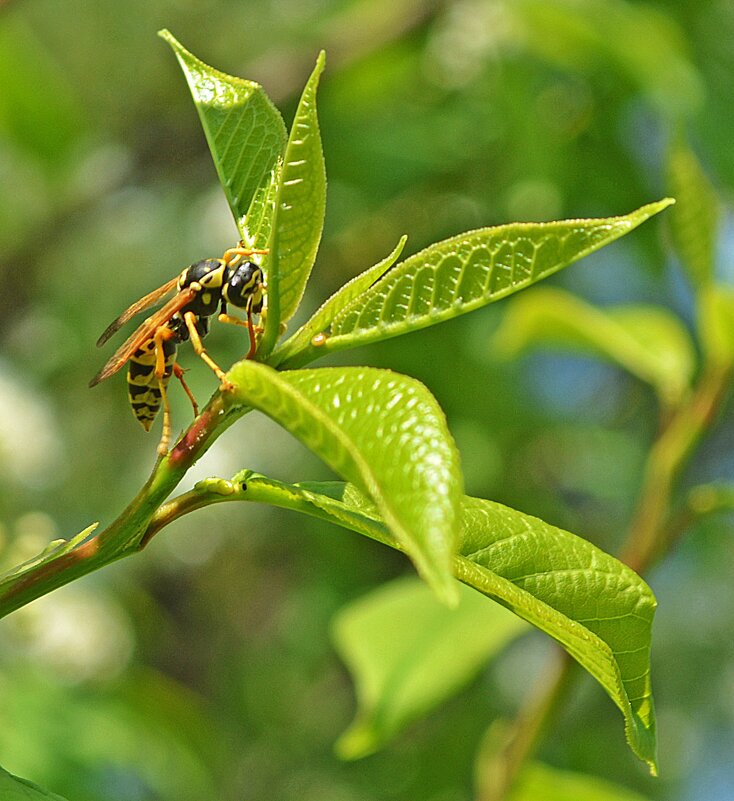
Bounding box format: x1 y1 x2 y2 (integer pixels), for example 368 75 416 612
127 336 177 431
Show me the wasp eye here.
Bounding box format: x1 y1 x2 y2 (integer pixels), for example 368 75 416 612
224 262 263 307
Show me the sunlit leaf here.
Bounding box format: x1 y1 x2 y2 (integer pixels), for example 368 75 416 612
271 235 408 368
160 30 286 240
668 138 720 288
266 51 327 334
323 200 673 353
234 478 657 771
492 286 695 405
227 362 462 604
0 766 68 801
331 577 528 758
457 497 657 773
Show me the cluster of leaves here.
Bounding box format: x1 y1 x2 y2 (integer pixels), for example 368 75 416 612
0 30 700 800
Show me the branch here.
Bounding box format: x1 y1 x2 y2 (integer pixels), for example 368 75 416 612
0 391 242 620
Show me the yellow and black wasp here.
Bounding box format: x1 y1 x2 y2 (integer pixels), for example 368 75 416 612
90 244 267 454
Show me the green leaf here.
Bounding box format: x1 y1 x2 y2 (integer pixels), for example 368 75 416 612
264 51 327 340
492 286 695 405
0 766 69 801
457 498 657 773
160 30 287 240
668 138 720 288
697 284 734 367
323 200 673 353
227 362 463 604
0 523 97 587
271 235 408 368
331 577 528 758
233 478 657 771
508 762 652 801
239 157 282 253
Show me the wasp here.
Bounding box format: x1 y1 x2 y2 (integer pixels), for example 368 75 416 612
90 244 267 455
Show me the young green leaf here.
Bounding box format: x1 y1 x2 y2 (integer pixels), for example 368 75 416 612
159 30 286 240
492 286 695 405
321 200 673 352
270 235 408 368
239 158 282 253
668 138 720 288
507 762 653 801
232 478 657 771
697 284 734 367
456 498 657 773
264 50 327 339
331 577 528 759
0 766 69 801
226 362 463 604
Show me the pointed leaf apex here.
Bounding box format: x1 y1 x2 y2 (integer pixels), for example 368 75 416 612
420 567 460 608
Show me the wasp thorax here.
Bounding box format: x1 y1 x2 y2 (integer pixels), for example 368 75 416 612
224 261 264 309
178 259 226 291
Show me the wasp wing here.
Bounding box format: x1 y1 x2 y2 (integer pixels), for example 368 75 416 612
89 286 197 387
95 277 180 348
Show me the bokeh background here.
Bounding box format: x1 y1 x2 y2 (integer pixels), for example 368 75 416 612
0 1 733 799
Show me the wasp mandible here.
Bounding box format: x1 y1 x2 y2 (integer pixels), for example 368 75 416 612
90 244 267 454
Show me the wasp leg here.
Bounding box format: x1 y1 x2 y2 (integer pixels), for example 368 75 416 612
153 325 178 455
222 245 270 266
172 362 199 418
183 311 234 391
217 312 262 359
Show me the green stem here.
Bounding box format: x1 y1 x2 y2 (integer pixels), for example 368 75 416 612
0 392 246 619
621 362 731 573
474 650 578 801
472 360 731 800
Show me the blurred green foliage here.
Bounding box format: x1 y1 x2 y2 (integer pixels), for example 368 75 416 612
0 1 732 800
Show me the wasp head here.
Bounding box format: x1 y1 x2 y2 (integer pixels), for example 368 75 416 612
223 262 264 313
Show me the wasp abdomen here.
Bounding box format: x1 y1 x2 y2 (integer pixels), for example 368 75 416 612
127 336 177 431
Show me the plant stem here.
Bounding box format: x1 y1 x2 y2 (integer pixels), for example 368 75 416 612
473 360 731 800
620 362 731 573
475 650 577 801
0 393 244 619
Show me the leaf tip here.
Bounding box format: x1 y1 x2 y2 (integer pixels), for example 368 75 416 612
335 722 379 761
420 570 460 608
157 28 176 45
646 196 676 216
